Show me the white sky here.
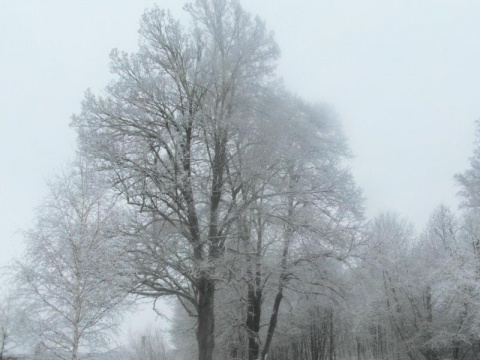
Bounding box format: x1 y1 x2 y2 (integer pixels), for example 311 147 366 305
2 0 480 345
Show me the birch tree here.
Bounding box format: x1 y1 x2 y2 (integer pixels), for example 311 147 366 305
18 159 131 360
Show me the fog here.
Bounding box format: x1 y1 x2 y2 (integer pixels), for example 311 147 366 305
1 0 479 355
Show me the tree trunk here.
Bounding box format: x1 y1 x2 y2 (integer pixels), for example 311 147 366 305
194 131 226 360
356 337 362 360
72 293 81 360
329 308 335 360
420 286 440 360
383 270 416 360
452 301 468 360
420 350 440 360
261 288 283 360
246 283 262 360
196 276 216 360
261 184 294 360
0 331 6 360
245 213 263 360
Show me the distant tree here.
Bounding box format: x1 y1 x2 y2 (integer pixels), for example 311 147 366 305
168 302 198 360
0 287 28 359
454 119 480 358
346 208 480 360
351 213 420 360
18 158 132 360
456 120 480 209
124 325 169 360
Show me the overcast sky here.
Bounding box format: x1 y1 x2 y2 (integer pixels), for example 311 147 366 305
2 0 480 343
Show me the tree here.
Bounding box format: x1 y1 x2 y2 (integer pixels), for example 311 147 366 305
0 286 28 359
454 119 480 358
72 1 278 360
349 213 420 360
18 158 131 360
257 99 363 360
215 94 363 360
345 208 480 360
456 120 480 209
164 94 363 360
124 325 169 360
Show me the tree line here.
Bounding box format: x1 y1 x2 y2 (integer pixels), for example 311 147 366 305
1 1 480 360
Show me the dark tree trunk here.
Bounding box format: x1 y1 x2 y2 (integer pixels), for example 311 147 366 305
261 186 294 360
196 276 216 360
246 283 262 360
420 286 440 360
194 132 226 360
261 288 284 360
452 301 468 360
329 308 335 360
356 337 362 360
0 331 5 360
420 350 440 360
245 219 263 360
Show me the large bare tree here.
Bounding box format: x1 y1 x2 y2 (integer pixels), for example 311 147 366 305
72 1 278 359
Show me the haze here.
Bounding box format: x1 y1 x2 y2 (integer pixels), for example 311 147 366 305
1 0 479 351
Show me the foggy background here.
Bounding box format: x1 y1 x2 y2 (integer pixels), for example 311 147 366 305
2 0 479 344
